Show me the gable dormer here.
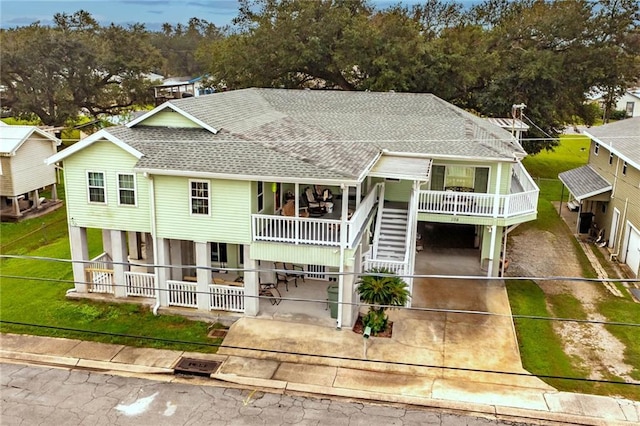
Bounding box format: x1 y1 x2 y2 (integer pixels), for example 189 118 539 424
126 102 218 134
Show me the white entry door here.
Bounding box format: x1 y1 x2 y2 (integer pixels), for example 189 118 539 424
609 208 620 249
623 224 640 278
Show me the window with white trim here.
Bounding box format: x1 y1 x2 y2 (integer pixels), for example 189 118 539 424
257 181 264 212
594 143 599 155
117 173 136 206
190 180 210 215
87 171 106 203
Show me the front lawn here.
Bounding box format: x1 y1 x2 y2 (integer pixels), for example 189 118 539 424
0 180 222 352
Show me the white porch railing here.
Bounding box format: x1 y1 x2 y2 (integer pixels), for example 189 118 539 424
209 285 244 312
252 215 341 246
125 271 156 297
418 163 538 218
252 184 381 247
362 250 408 276
86 252 114 294
167 280 198 308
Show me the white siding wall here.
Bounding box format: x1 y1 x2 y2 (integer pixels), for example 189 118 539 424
64 141 151 232
154 175 252 243
2 136 57 196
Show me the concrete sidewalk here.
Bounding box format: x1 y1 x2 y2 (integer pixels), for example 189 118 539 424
1 332 638 425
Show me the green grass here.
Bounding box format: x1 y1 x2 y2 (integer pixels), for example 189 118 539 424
598 298 640 383
508 134 640 400
0 179 222 353
522 134 590 179
506 280 589 389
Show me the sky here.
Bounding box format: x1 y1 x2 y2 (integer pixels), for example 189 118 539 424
0 0 458 31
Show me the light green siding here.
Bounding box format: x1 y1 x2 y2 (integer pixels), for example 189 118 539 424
154 175 252 243
383 179 412 202
137 111 204 128
63 141 151 232
430 160 508 194
250 242 348 267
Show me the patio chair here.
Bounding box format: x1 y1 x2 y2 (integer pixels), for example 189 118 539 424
258 272 281 305
274 261 298 291
284 263 305 282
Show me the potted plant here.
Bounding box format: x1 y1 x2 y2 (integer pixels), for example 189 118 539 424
356 268 410 335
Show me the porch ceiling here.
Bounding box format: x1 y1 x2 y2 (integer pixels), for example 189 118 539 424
368 155 432 181
558 165 612 201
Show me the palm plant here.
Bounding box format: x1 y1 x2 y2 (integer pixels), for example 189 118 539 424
356 268 410 335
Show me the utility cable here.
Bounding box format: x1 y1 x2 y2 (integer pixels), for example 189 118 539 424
1 273 639 329
0 319 637 388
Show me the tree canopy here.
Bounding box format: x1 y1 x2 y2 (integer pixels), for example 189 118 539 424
1 11 163 127
1 2 638 152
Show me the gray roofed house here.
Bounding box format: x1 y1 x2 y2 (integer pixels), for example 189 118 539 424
47 88 541 327
558 165 611 201
559 117 640 277
583 117 640 168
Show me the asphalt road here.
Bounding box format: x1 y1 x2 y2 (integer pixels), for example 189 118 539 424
0 362 536 425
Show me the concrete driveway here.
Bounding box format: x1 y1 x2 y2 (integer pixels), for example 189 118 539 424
220 247 546 390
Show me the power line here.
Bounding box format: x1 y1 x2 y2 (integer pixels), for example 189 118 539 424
1 319 638 388
1 272 639 329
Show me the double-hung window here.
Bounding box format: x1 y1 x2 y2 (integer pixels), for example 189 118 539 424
190 180 210 215
117 173 136 206
87 171 106 203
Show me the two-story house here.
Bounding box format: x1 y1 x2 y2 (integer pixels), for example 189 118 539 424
559 117 640 278
47 88 539 328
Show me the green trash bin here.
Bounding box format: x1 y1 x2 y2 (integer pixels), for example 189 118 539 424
327 285 339 319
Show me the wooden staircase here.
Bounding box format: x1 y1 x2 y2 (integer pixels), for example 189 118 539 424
374 207 409 261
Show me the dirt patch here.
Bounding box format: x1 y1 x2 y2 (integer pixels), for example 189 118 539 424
508 228 638 383
352 314 393 338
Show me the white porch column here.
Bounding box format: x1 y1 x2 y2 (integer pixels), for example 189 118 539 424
111 230 128 298
486 162 504 277
51 183 58 201
195 241 212 311
243 245 259 316
169 239 182 280
33 189 40 209
102 229 112 258
128 232 139 260
145 233 154 273
69 225 89 293
341 262 356 328
155 237 170 307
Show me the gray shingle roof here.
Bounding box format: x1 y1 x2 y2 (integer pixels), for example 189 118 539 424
118 88 526 180
584 117 640 169
558 165 612 201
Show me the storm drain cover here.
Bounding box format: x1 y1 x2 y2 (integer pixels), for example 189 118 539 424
174 358 221 377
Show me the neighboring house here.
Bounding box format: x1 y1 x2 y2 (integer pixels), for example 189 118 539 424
0 122 62 221
486 117 529 142
47 88 539 328
559 117 640 278
152 75 213 106
590 88 640 118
